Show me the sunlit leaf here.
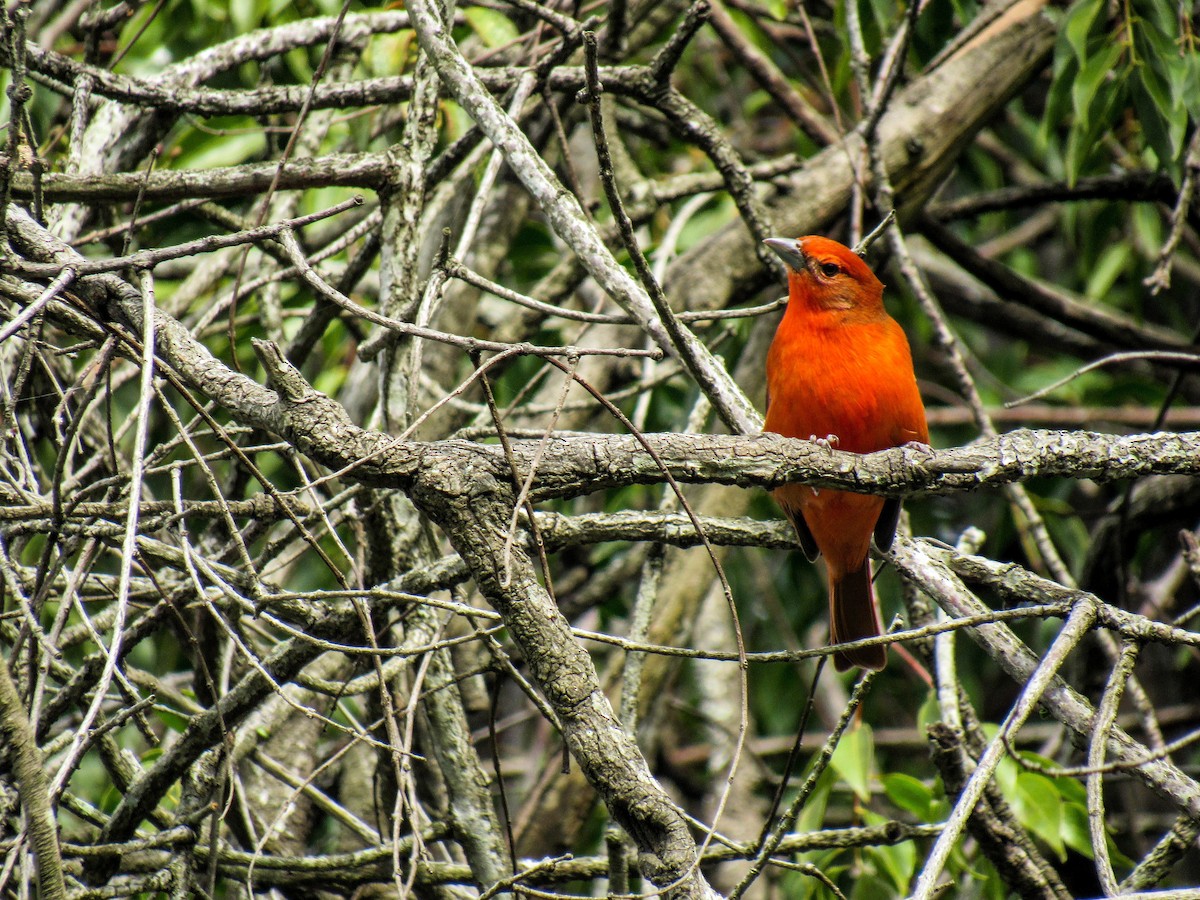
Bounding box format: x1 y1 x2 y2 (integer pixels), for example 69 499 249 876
1064 0 1104 62
831 721 875 803
1085 243 1131 300
1015 772 1066 860
464 6 520 49
883 772 934 820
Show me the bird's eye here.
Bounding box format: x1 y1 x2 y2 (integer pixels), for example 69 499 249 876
819 262 840 277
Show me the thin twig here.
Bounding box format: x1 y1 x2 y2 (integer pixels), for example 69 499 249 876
1145 127 1200 294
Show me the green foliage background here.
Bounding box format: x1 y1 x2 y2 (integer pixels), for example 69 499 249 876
2 0 1199 896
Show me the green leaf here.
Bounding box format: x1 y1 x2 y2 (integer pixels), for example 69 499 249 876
1132 197 1163 249
1165 51 1200 120
1063 0 1104 62
849 868 901 899
1131 81 1173 169
1180 52 1200 118
1131 0 1176 33
285 45 314 83
1060 795 1136 868
1041 52 1078 147
1065 67 1128 183
1015 771 1066 860
232 0 269 35
916 691 941 733
441 98 474 142
794 766 835 833
175 129 267 170
831 722 875 803
1061 800 1094 859
765 0 790 21
1084 242 1131 300
1132 55 1171 114
157 708 189 733
464 7 520 49
863 810 917 892
993 749 1017 796
1131 3 1178 68
883 772 934 820
1070 43 1123 128
1124 5 1189 169
675 195 736 253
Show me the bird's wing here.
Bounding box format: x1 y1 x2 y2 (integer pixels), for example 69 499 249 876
785 506 821 562
873 496 902 551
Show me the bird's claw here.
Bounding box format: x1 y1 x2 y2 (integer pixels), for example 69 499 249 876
807 434 839 495
902 440 935 458
809 433 840 453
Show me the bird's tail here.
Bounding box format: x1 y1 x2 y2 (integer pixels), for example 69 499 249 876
829 560 887 671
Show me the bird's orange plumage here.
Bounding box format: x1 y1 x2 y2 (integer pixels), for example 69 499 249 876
763 235 927 670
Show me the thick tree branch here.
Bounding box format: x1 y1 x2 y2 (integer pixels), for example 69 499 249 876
2 210 1198 504
0 653 67 899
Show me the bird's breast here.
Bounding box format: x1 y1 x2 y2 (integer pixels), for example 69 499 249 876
764 315 923 454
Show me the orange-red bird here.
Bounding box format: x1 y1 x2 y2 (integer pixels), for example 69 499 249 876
763 235 927 671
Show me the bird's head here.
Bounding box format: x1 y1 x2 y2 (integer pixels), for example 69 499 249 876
764 235 885 312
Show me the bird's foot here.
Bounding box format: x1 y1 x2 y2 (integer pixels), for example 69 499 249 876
809 433 840 453
902 440 935 458
808 434 839 495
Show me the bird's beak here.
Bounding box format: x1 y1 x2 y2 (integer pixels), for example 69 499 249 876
763 237 805 272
